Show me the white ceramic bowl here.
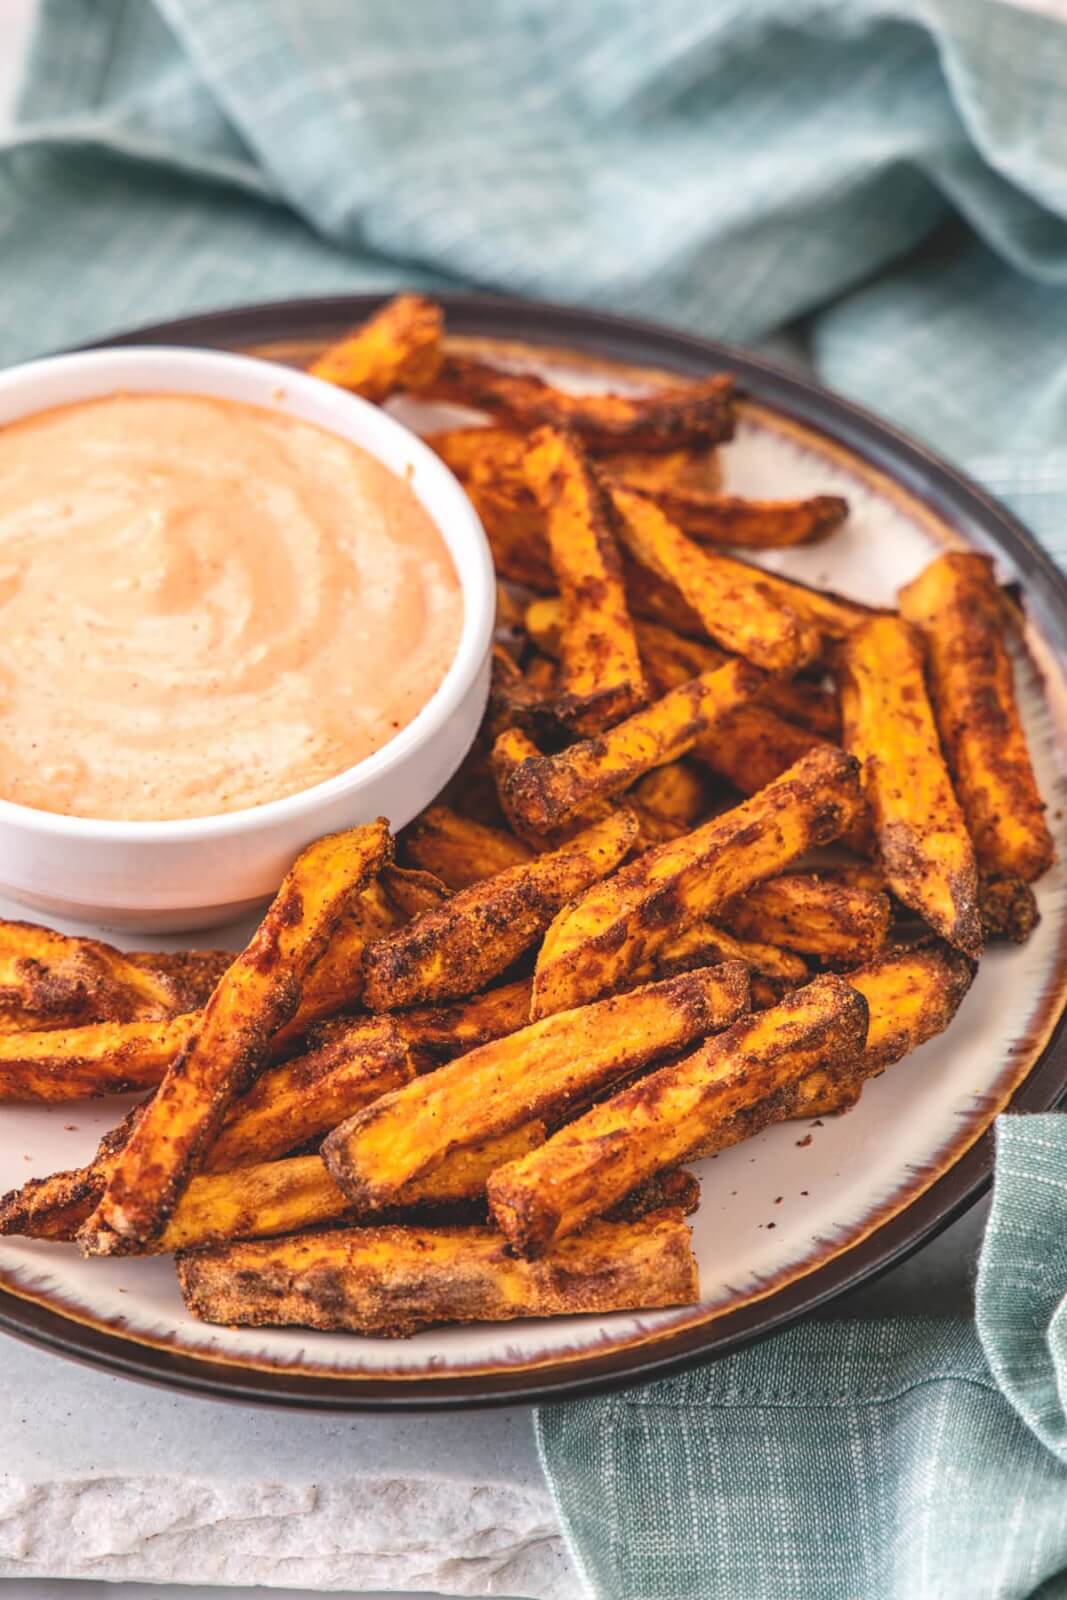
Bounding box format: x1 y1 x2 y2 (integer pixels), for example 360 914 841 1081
0 346 495 932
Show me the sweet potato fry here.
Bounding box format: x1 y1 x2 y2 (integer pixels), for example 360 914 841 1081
0 1013 195 1103
177 1209 699 1336
625 487 849 550
117 1124 549 1257
427 426 527 488
606 1167 702 1222
650 921 809 985
524 427 648 734
395 977 534 1069
489 974 867 1255
427 354 736 452
839 616 983 958
692 703 827 796
524 597 840 736
467 479 556 591
204 1014 416 1173
532 745 863 1018
898 552 1053 882
721 874 891 961
82 822 392 1250
308 294 443 401
362 806 637 1009
322 964 749 1210
402 804 533 889
271 880 407 1048
734 558 874 642
629 761 714 841
0 919 202 1031
603 447 722 493
610 486 822 674
494 660 762 836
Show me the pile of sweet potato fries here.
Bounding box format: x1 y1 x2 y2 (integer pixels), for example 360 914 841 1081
0 296 1054 1337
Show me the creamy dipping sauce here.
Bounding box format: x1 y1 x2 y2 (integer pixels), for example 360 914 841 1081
0 393 463 820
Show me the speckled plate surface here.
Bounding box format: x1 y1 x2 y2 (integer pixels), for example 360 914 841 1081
1 294 1065 1409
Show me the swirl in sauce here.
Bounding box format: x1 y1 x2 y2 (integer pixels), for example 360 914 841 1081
0 393 463 820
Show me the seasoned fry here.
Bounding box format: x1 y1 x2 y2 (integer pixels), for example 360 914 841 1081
532 745 863 1018
630 761 714 841
0 919 204 1032
395 977 534 1069
467 479 556 591
611 486 822 674
177 1209 699 1336
898 551 1053 882
204 1014 416 1173
117 1125 549 1257
625 486 849 550
82 822 392 1250
308 294 443 400
271 881 406 1048
495 660 762 835
0 1013 195 1103
722 874 891 961
839 616 983 958
427 426 527 488
362 806 637 1009
402 804 533 889
692 703 827 795
734 558 875 642
603 447 722 493
525 597 840 736
427 354 736 452
322 964 749 1210
489 975 868 1255
524 427 647 734
379 864 453 919
979 874 1040 944
650 922 809 985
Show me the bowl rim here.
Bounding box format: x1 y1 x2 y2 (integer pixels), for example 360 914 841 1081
0 344 495 840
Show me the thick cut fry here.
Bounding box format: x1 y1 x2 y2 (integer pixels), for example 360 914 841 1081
607 1167 702 1222
83 822 392 1250
0 919 205 1031
204 1014 416 1173
427 354 736 452
402 804 533 889
362 806 637 1009
119 1124 549 1256
395 977 534 1069
692 704 828 796
177 1210 699 1336
427 426 527 487
630 761 714 841
322 964 749 1210
468 479 557 591
308 294 443 400
722 874 891 961
840 617 982 958
489 975 867 1255
271 881 406 1048
532 745 863 1018
525 597 840 736
898 552 1053 882
524 427 647 734
626 486 849 550
495 660 762 835
0 1013 195 1103
603 447 722 493
733 558 875 642
650 921 809 985
610 486 822 675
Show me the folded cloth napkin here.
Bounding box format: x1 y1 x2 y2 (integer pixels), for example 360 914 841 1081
6 3 1067 1595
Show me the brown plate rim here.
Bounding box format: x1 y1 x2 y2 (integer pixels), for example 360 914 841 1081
0 290 1064 1410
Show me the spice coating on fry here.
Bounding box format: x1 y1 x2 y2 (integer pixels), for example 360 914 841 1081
839 616 983 958
898 551 1053 883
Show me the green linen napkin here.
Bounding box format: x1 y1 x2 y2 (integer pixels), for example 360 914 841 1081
5 3 1067 1595
537 1117 1067 1599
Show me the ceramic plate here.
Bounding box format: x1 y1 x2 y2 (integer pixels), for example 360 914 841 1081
1 295 1065 1408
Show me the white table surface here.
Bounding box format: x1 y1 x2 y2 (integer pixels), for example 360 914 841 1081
0 6 989 1596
